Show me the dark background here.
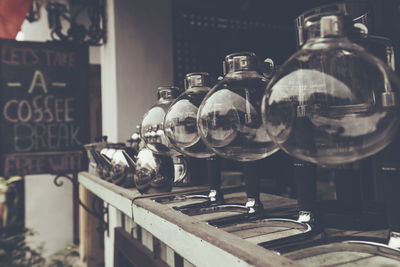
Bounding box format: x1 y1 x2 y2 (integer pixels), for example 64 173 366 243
170 0 400 196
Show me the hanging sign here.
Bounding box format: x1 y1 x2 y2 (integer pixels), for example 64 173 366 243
0 39 89 175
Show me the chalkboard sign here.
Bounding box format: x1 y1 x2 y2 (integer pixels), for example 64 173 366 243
0 39 89 176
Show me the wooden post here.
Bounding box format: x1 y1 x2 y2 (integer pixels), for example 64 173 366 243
79 184 104 267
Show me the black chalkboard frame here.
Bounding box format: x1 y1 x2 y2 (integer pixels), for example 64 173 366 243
0 39 90 176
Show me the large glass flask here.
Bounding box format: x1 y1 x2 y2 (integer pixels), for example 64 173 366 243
141 86 181 155
198 52 279 161
262 13 400 165
164 73 215 158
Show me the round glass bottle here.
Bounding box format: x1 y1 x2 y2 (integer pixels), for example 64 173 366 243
262 13 400 165
197 52 279 161
164 72 215 158
141 86 181 155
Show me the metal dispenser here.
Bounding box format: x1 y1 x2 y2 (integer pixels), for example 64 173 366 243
191 52 280 215
262 2 400 255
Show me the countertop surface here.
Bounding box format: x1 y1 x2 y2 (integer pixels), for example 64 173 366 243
78 171 399 267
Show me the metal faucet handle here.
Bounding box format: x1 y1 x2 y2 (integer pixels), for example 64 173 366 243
297 210 315 225
263 58 275 78
245 197 264 214
388 231 400 250
208 189 218 202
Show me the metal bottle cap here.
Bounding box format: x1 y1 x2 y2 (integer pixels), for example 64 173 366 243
382 91 397 107
184 72 211 90
320 15 345 38
223 51 258 75
295 3 348 47
157 86 181 100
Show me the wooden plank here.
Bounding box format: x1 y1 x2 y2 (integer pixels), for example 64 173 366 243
79 185 104 267
166 245 175 267
78 172 246 218
114 227 169 267
105 205 123 267
285 241 400 266
79 171 400 267
340 255 400 266
142 228 154 252
124 215 139 239
294 250 400 267
191 211 245 221
183 259 195 267
164 198 208 208
232 226 301 239
79 172 134 217
156 239 176 266
245 229 304 244
79 172 303 266
79 185 88 265
158 240 168 264
79 171 244 203
296 251 372 266
324 228 388 240
221 220 306 233
132 198 303 267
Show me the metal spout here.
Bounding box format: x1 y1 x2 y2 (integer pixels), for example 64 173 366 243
122 150 137 172
100 153 113 170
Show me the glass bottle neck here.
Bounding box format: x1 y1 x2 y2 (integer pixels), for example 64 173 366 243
303 15 354 46
157 88 179 102
157 97 175 104
223 52 259 75
185 73 211 90
225 70 262 80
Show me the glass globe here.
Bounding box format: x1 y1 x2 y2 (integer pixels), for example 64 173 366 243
133 147 174 194
141 86 181 155
108 144 131 186
127 125 143 156
352 26 396 72
121 146 175 194
164 72 215 158
197 52 279 161
262 13 400 165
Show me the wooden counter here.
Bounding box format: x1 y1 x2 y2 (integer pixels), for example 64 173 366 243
78 172 397 267
78 172 303 267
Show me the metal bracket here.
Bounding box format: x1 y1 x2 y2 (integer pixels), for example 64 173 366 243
53 173 109 236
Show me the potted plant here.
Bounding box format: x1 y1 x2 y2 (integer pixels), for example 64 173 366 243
0 176 22 228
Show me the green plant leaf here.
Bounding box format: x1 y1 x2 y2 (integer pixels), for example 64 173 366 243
7 176 23 185
0 184 8 192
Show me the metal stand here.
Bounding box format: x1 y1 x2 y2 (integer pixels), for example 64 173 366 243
205 160 321 252
159 158 263 217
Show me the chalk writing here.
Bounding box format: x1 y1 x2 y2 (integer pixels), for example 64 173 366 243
3 152 83 176
1 47 76 68
28 70 48 94
0 40 88 176
13 123 80 152
3 96 75 124
7 82 22 87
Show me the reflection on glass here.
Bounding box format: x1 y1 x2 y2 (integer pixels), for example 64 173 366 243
140 86 181 155
164 73 215 158
133 148 174 194
262 14 400 165
198 52 279 161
